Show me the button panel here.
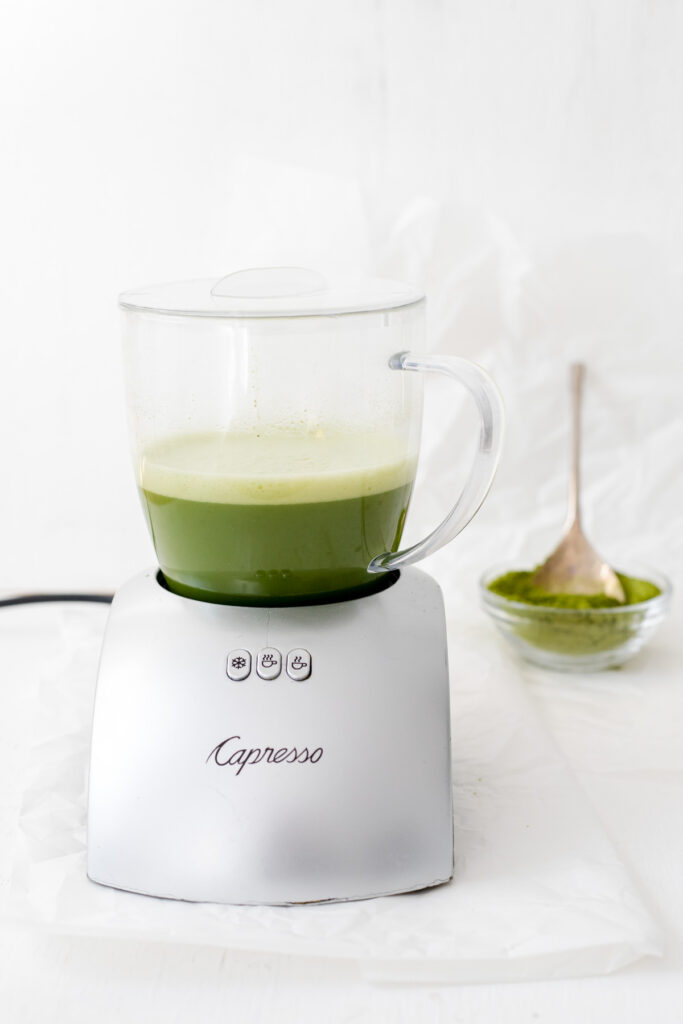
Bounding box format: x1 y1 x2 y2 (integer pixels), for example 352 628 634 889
256 647 282 680
226 649 251 681
226 647 312 681
286 648 312 681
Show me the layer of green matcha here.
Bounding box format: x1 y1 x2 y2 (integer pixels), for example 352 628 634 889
487 570 661 609
139 430 416 605
487 569 662 656
142 484 412 604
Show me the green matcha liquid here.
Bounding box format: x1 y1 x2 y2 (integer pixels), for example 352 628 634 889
139 431 416 606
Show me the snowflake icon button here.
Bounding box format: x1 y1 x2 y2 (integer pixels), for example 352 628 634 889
286 649 312 681
226 649 251 681
256 647 282 680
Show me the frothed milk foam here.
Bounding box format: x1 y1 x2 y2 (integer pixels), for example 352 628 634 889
140 430 416 605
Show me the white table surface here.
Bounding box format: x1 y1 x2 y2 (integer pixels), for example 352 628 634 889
1 599 681 1024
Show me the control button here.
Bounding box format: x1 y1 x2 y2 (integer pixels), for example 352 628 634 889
286 648 312 681
226 649 251 681
257 647 282 680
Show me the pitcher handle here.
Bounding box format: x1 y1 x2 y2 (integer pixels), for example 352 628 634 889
368 352 505 573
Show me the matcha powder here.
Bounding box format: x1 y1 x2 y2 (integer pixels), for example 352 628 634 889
488 570 660 609
486 570 662 656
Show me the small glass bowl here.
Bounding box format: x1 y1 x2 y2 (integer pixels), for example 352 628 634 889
480 562 672 672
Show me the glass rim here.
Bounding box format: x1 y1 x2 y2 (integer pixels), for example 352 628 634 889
119 276 426 320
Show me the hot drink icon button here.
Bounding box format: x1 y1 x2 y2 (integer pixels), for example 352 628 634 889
257 647 282 680
226 649 251 681
286 649 312 681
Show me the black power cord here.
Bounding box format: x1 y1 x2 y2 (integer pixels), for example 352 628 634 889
0 593 113 608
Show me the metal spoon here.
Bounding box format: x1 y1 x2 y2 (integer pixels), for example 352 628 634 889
530 363 625 602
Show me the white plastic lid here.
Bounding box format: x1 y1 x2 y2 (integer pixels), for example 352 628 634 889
119 267 424 318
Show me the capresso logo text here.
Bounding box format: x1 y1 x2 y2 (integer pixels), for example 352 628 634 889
206 735 324 776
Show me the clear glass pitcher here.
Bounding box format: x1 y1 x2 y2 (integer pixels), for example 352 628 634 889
121 267 504 605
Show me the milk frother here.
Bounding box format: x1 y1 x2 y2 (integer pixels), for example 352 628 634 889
87 267 504 904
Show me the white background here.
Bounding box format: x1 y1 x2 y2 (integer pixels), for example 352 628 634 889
1 0 682 592
2 3 683 1023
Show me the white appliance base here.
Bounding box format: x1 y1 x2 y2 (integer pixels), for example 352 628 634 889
87 568 453 905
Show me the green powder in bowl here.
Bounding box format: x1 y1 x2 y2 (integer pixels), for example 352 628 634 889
480 564 671 671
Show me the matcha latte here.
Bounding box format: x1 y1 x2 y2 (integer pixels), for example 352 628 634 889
139 431 416 605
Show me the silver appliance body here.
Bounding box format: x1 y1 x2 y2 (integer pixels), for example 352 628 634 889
87 567 453 905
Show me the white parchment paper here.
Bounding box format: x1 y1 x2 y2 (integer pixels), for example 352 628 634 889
0 603 660 984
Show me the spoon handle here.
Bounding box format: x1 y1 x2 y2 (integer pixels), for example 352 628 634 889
567 362 585 529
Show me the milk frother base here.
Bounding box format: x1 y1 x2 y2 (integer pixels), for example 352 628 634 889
87 567 453 905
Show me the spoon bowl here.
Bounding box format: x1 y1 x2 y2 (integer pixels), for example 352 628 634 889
531 522 626 600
